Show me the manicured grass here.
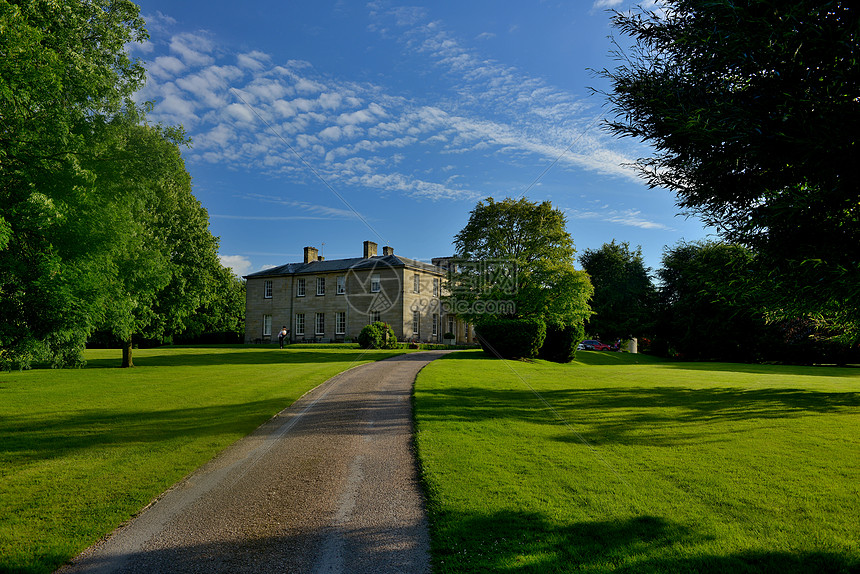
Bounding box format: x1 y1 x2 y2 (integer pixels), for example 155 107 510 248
0 345 409 574
414 350 860 573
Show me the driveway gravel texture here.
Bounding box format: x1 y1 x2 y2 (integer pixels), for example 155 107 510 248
57 351 450 574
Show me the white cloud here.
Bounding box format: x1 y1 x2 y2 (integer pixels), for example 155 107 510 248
175 66 242 108
170 32 215 66
605 209 673 230
319 125 343 141
223 102 256 123
237 50 270 71
336 108 377 125
142 11 177 34
137 8 648 209
566 207 673 230
219 254 252 277
148 55 185 79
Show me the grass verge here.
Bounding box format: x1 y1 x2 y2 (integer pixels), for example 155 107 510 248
0 345 408 574
414 350 860 573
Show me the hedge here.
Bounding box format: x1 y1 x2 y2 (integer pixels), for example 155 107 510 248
539 323 585 363
474 317 546 359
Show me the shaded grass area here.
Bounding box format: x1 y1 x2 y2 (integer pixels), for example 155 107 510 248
0 345 409 574
414 350 860 573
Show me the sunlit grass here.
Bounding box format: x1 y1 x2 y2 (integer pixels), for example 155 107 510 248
0 345 408 574
415 350 860 573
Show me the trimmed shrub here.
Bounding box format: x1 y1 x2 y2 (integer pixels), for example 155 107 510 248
357 322 398 349
474 317 546 359
539 323 585 363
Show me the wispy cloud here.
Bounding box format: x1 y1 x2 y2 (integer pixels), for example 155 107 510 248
135 5 644 206
237 194 366 219
592 0 623 11
566 205 674 230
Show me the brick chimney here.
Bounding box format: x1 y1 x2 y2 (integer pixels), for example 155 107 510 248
363 240 377 258
304 246 318 263
382 246 394 256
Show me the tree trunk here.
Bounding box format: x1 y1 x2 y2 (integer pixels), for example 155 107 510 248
122 338 134 368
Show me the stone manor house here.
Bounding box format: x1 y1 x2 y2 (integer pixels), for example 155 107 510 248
244 241 474 344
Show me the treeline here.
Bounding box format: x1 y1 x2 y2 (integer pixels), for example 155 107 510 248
581 240 859 365
0 1 244 369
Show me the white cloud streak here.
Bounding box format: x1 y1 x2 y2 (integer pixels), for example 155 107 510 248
566 206 673 230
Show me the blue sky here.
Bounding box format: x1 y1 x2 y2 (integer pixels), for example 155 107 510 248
130 0 713 277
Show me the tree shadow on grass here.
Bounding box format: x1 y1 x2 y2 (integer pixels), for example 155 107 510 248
430 510 857 573
82 347 409 369
660 360 860 378
571 350 860 377
453 348 860 377
416 384 859 447
0 398 296 465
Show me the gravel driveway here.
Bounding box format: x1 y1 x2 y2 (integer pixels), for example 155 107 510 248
57 351 450 573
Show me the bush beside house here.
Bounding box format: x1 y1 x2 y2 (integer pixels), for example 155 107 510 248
357 322 398 349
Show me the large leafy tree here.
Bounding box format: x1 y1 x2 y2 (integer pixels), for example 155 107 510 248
85 123 196 367
579 241 655 342
111 125 243 365
598 1 860 340
1 1 240 368
448 197 593 330
84 122 246 365
0 0 147 368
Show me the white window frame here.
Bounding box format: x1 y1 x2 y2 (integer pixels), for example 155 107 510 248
370 310 381 323
264 280 273 299
315 313 325 336
413 274 420 293
295 313 305 336
296 278 306 297
316 277 325 296
371 273 380 293
336 275 346 295
263 314 272 337
412 310 420 336
433 277 440 297
335 311 346 335
432 313 438 337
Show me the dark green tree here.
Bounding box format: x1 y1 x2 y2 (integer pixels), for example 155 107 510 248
579 240 655 342
598 1 860 341
177 269 246 342
656 241 772 361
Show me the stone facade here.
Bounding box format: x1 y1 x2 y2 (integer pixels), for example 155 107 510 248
244 241 471 344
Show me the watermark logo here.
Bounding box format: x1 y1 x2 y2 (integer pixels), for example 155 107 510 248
344 258 402 319
447 258 518 294
410 296 516 316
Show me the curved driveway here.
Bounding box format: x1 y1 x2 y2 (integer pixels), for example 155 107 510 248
58 351 450 574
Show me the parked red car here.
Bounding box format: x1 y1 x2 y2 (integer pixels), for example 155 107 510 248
580 339 611 351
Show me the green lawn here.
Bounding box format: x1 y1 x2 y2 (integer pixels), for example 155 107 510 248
0 345 408 574
414 350 860 573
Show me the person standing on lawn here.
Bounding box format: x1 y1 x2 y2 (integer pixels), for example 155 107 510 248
278 326 289 349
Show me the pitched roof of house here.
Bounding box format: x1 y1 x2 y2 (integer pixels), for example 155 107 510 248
243 254 442 279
